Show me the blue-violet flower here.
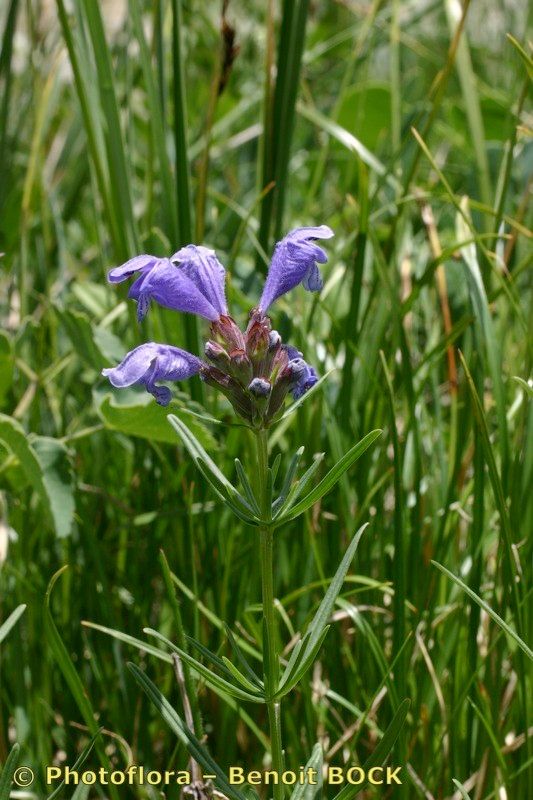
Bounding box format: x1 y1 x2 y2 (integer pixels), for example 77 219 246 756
103 227 333 425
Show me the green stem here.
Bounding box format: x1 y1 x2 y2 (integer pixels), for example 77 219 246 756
255 429 284 799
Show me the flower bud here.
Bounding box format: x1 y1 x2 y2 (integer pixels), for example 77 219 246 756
268 330 281 351
245 318 270 364
230 349 253 385
266 359 306 421
248 378 271 397
248 378 271 426
200 365 253 421
205 340 230 366
211 315 246 352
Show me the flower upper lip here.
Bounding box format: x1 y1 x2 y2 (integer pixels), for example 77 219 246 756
102 342 202 406
259 225 334 312
108 252 226 323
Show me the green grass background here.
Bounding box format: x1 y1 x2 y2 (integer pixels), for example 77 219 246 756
0 1 531 798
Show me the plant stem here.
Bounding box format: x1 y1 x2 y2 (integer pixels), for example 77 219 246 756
255 429 284 799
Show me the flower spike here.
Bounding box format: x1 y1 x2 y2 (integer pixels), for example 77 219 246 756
102 343 202 406
259 225 334 312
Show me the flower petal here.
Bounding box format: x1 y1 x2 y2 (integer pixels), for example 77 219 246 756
134 259 220 322
102 343 202 405
172 244 228 316
259 226 334 311
107 254 159 284
292 361 318 400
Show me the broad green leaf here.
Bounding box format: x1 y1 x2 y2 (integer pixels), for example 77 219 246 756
0 415 74 538
332 699 410 800
33 437 75 539
276 432 381 525
97 391 216 450
144 628 265 703
432 560 532 660
290 743 323 800
58 308 123 370
0 743 19 800
128 663 249 800
278 524 368 695
0 604 26 644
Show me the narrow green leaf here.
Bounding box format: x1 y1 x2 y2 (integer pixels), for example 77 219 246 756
82 620 173 664
297 104 394 184
278 524 368 693
48 730 103 800
459 352 524 641
273 453 324 520
452 779 473 799
272 446 304 514
83 622 268 748
290 743 323 800
331 699 410 800
432 560 532 660
235 459 261 515
45 568 120 800
222 657 265 694
168 413 259 522
277 432 381 524
0 743 19 800
223 624 264 688
144 628 265 703
128 663 249 800
276 626 330 698
0 604 26 644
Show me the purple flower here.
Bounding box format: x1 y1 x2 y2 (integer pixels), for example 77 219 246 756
171 245 227 317
102 343 202 406
107 254 160 284
259 226 334 312
284 346 318 399
292 362 318 399
107 254 222 322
